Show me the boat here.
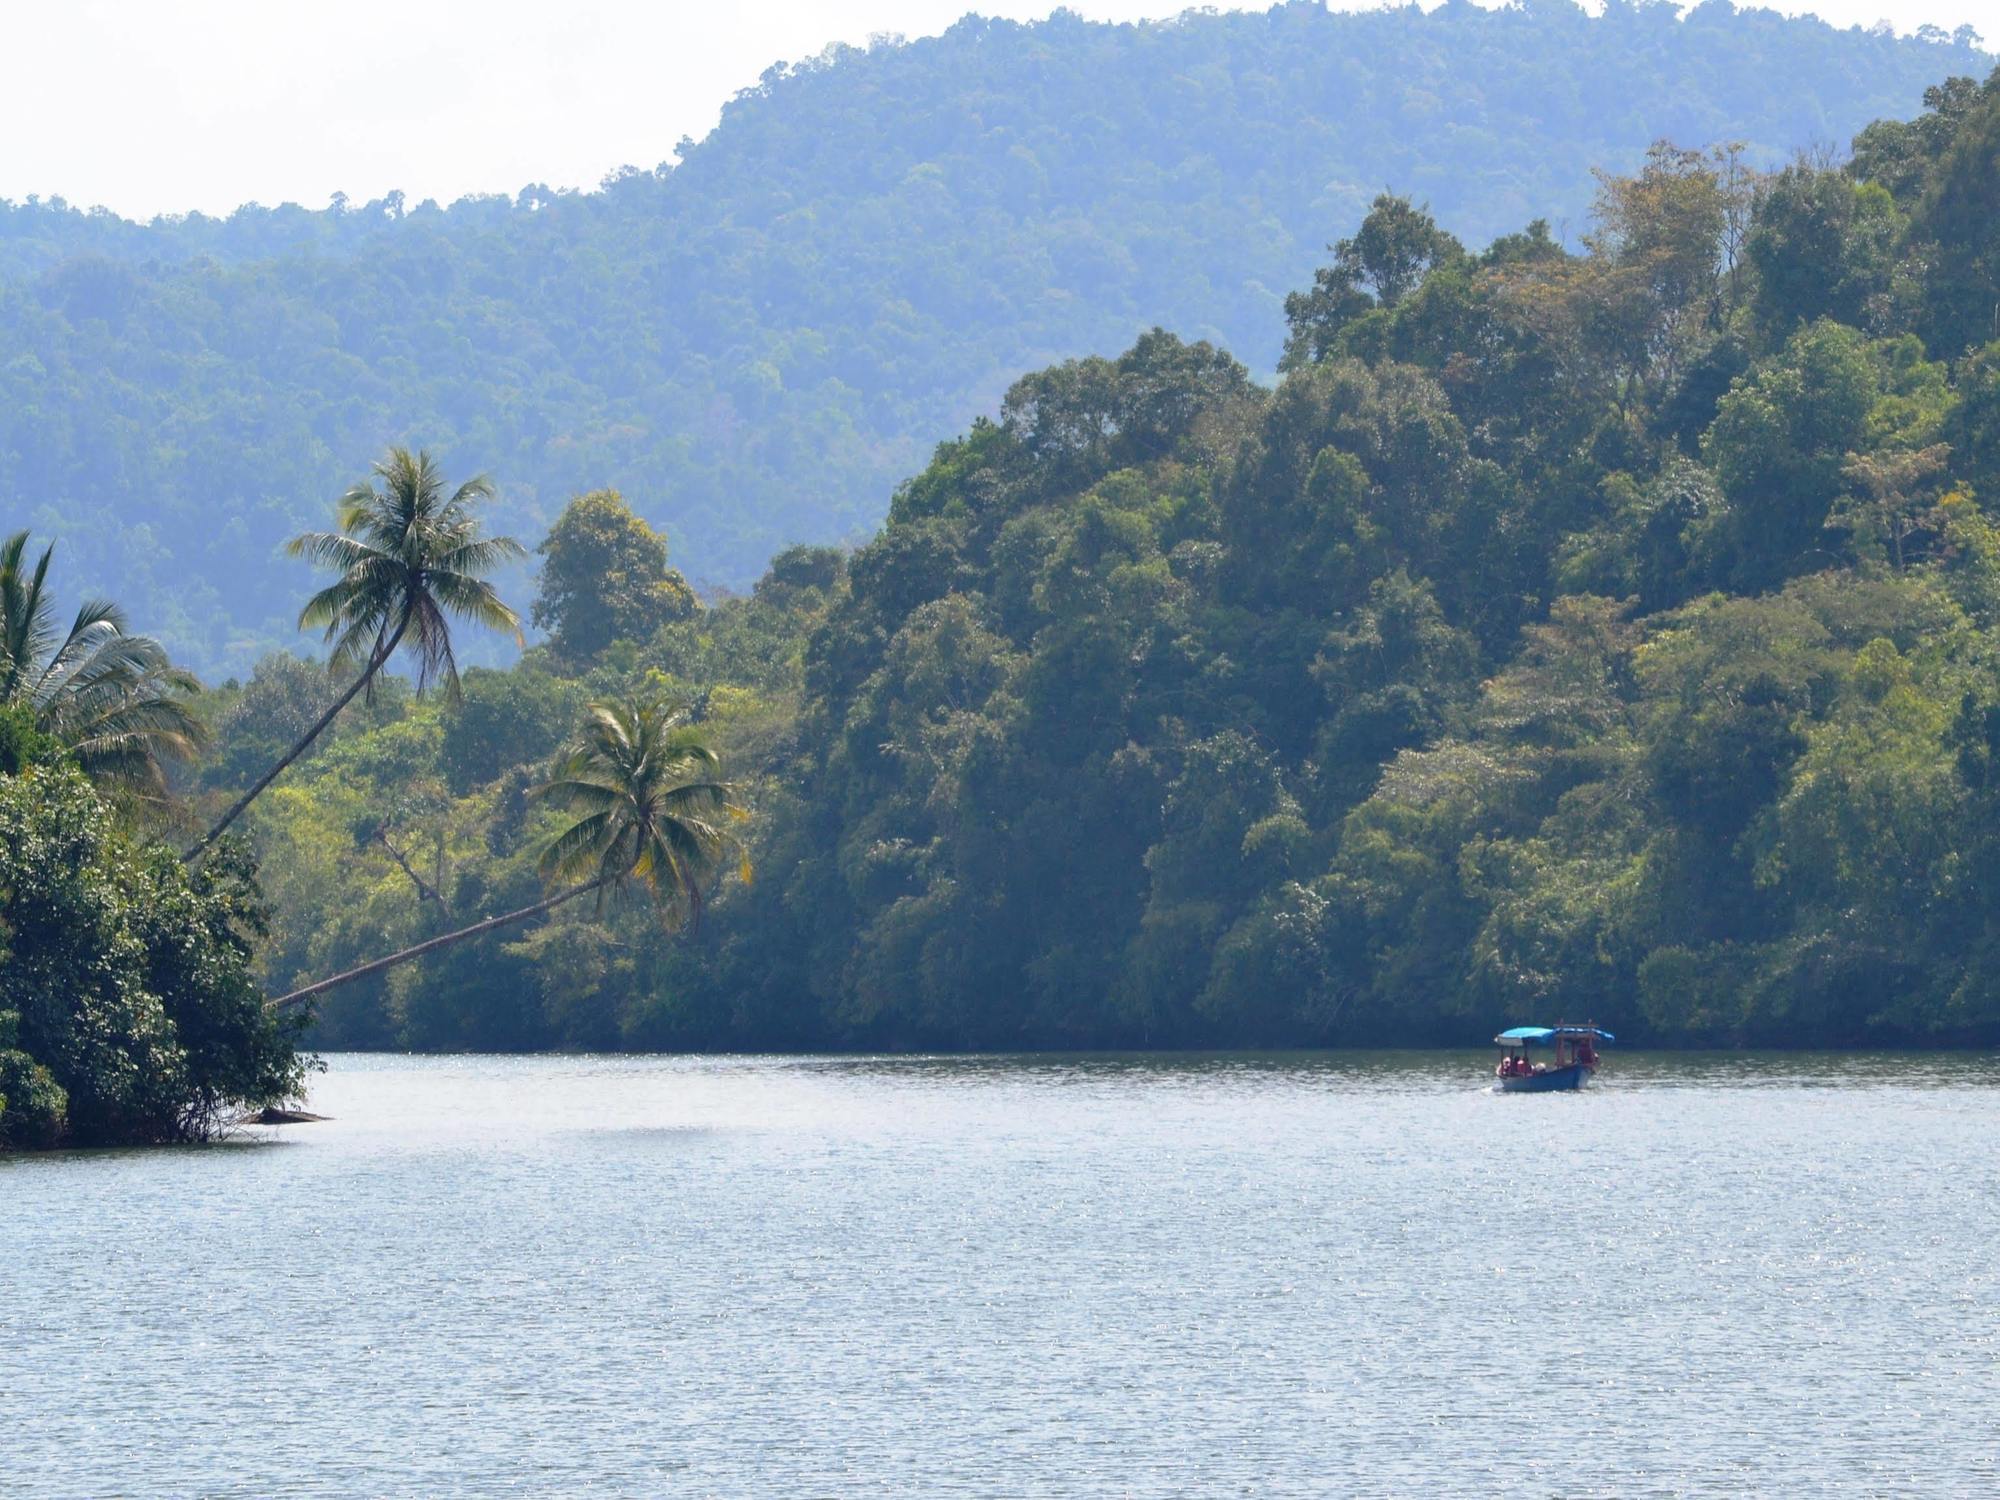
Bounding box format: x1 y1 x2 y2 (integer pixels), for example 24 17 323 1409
1492 1024 1613 1092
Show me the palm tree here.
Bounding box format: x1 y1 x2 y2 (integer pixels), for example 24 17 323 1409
187 448 525 862
267 697 742 1011
1 531 207 796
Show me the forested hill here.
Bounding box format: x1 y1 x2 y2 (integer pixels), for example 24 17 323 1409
0 4 1987 675
227 62 2000 1055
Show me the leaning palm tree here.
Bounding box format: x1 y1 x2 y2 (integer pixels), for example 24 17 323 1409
1 530 207 796
187 448 525 862
267 696 742 1012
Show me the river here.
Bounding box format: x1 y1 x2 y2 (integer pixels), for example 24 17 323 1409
5 1050 1997 1496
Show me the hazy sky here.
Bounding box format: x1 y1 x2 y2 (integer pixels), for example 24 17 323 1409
2 1 1989 219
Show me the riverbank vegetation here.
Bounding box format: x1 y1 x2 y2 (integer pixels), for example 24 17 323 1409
0 708 303 1147
196 66 2000 1054
6 67 2000 1145
0 473 735 1145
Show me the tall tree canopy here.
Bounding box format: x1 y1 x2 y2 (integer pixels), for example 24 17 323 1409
532 491 696 666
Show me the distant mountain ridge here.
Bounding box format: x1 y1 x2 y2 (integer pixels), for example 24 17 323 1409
0 1 1986 673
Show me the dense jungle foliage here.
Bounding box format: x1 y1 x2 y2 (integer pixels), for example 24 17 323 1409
0 4 1985 676
164 64 2000 1055
0 710 304 1148
0 460 729 1144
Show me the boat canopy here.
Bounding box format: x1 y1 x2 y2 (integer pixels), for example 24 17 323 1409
1494 1025 1615 1046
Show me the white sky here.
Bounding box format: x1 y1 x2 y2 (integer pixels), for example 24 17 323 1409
2 0 1990 220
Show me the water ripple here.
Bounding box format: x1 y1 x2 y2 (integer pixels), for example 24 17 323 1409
4 1050 1996 1496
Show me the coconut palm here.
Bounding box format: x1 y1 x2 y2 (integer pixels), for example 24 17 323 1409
534 695 745 923
267 696 742 1011
187 447 525 862
1 530 207 795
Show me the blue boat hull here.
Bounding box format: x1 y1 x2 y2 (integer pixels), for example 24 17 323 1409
1495 1063 1593 1093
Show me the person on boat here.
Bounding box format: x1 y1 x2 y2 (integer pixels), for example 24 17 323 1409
1576 1037 1599 1068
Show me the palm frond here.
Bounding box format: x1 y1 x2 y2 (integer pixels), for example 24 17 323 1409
445 474 498 510
324 619 390 684
69 597 129 636
533 777 626 813
27 616 123 708
50 628 176 701
429 536 527 576
537 809 617 883
71 735 174 795
403 591 460 697
298 566 400 636
0 530 206 794
286 530 392 574
428 570 524 639
72 688 209 746
0 534 59 699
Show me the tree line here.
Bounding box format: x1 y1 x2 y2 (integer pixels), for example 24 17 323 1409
6 65 2000 1146
195 66 2000 1056
0 458 739 1147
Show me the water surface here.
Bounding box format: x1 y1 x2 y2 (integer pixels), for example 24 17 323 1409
5 1050 1997 1496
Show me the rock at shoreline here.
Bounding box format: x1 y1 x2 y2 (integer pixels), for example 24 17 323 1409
244 1106 331 1125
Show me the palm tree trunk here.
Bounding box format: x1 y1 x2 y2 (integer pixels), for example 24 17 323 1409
266 879 607 1012
185 611 410 863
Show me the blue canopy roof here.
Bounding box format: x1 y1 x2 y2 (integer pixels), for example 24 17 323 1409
1494 1025 1615 1046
